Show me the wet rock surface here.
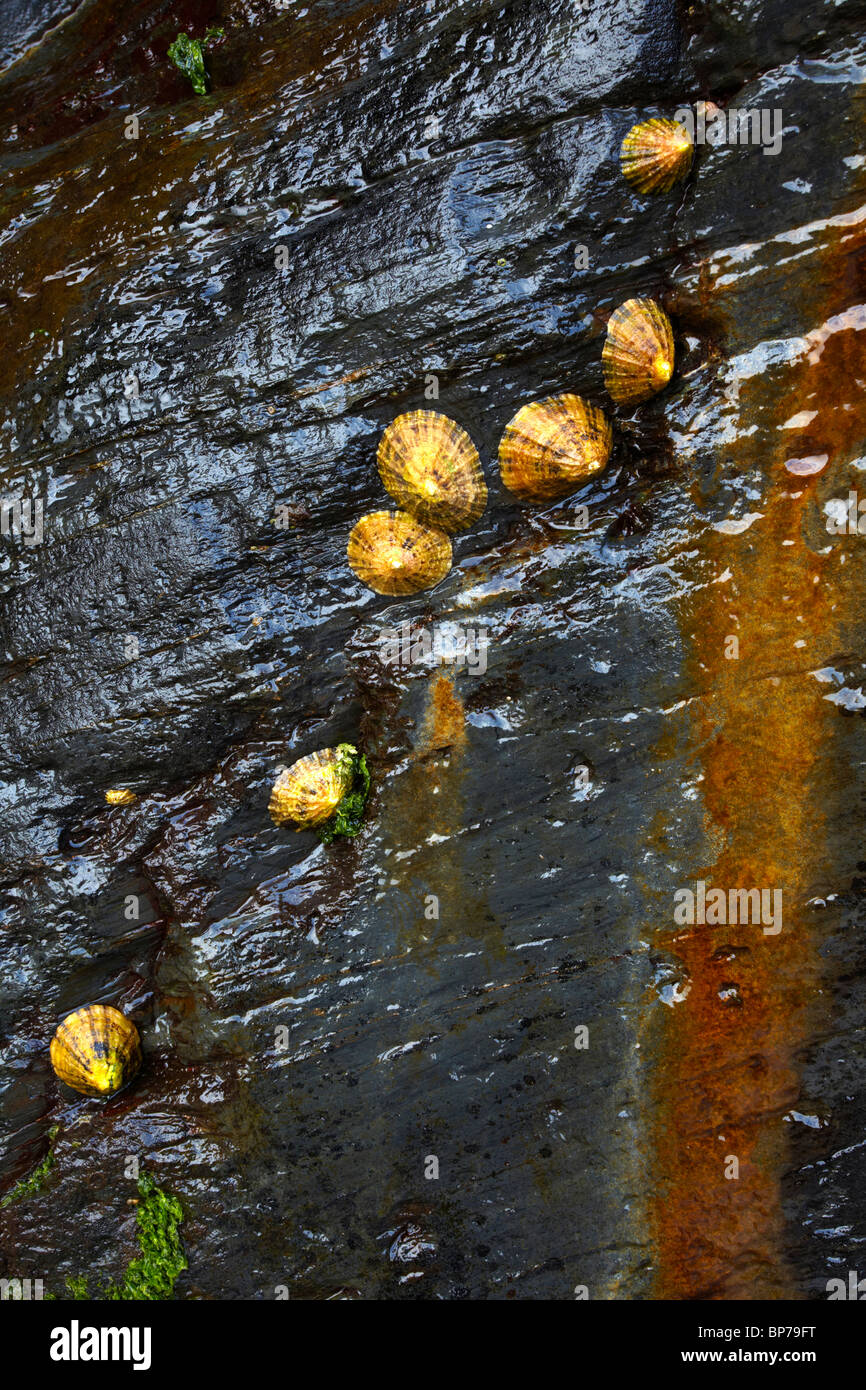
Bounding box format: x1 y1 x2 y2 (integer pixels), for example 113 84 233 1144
1 0 865 1299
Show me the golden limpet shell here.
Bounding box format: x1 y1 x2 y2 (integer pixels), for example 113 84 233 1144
377 410 486 532
50 1004 142 1098
498 393 612 504
602 298 675 406
105 789 137 806
347 509 452 596
620 117 693 194
269 744 356 829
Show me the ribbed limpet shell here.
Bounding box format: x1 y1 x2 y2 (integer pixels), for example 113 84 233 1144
377 410 486 533
498 394 612 504
347 509 452 595
620 117 693 194
602 298 675 406
269 745 356 829
105 789 137 806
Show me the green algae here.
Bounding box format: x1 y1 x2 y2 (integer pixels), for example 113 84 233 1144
0 1125 59 1207
60 1172 186 1301
318 746 371 844
167 27 224 97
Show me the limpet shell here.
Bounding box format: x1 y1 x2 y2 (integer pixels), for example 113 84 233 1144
50 1004 142 1098
377 410 486 533
105 789 137 806
347 509 452 595
498 394 612 504
269 745 356 829
602 298 675 406
620 117 693 194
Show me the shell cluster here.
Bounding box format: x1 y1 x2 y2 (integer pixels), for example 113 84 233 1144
50 1004 142 1098
342 108 691 579
41 108 691 1106
347 409 484 597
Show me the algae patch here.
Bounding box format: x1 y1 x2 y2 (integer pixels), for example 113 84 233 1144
319 749 371 844
62 1172 187 1301
0 1124 59 1207
167 27 224 97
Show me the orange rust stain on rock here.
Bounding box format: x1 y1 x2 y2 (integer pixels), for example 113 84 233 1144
651 511 830 1299
651 200 866 1298
375 672 501 961
417 672 467 757
395 673 467 957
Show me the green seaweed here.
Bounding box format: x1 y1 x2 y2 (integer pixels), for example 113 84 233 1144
108 1172 186 1299
167 26 224 96
0 1124 59 1207
318 746 371 844
58 1172 186 1301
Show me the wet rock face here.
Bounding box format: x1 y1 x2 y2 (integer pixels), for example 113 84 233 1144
1 0 866 1301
